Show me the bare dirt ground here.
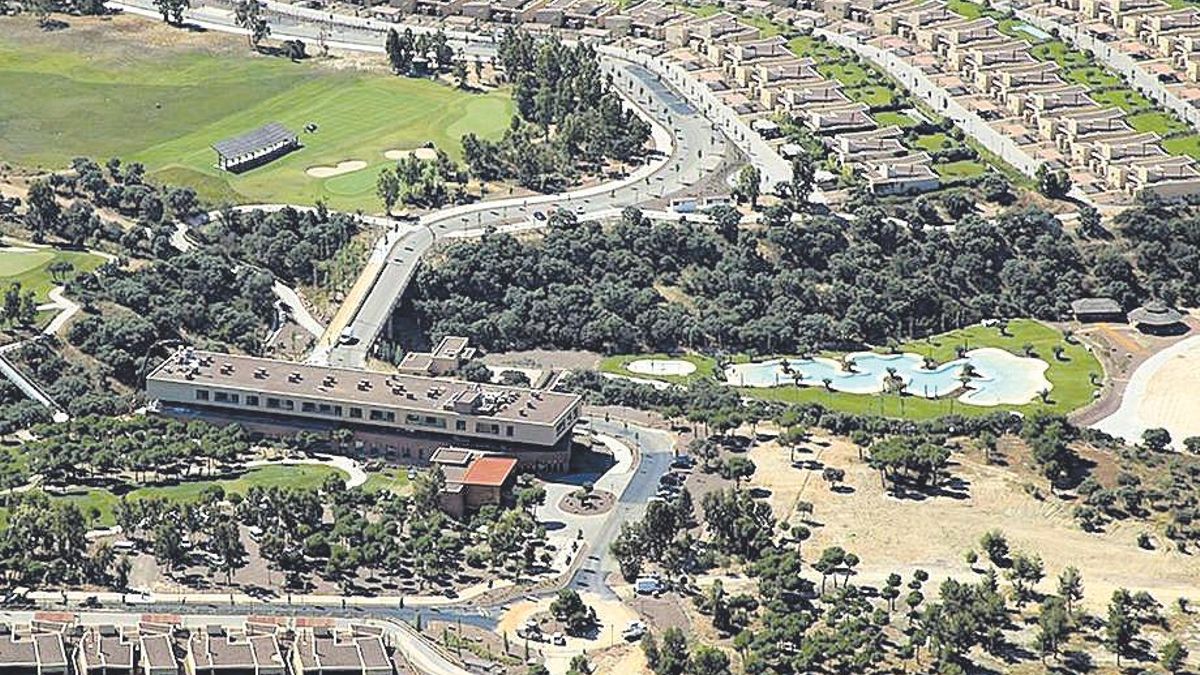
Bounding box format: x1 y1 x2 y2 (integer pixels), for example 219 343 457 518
495 592 640 674
746 434 1200 614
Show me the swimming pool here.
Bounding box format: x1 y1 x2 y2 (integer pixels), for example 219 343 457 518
724 348 1052 406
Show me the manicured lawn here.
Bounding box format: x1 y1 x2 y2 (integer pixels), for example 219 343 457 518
0 23 512 212
1162 133 1200 160
934 159 988 180
599 352 718 385
362 467 413 495
914 132 956 151
817 61 874 88
1030 41 1091 69
787 36 845 63
0 247 107 303
1063 66 1122 89
873 110 919 128
1089 87 1152 112
741 320 1102 420
58 464 345 527
946 0 986 18
1128 110 1191 136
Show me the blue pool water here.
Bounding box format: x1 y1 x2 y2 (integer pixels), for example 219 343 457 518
1014 23 1052 41
724 348 1052 406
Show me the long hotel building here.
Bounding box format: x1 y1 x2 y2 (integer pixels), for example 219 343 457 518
145 348 583 472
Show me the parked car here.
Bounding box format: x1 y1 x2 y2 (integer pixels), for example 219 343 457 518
551 632 566 646
670 455 695 469
621 621 647 641
660 473 683 486
635 577 664 595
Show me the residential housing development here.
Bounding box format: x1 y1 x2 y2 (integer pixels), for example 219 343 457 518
815 0 1200 199
1 622 393 675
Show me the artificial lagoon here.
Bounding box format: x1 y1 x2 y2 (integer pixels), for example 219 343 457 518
724 348 1052 407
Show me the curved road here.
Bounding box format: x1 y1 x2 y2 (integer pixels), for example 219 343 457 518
110 0 730 368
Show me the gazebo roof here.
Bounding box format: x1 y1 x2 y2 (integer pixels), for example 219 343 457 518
1128 301 1184 326
1071 297 1121 314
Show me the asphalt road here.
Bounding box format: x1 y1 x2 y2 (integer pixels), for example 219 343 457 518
326 56 729 367
567 420 676 599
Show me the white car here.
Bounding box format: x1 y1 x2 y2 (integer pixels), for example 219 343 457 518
551 632 566 646
621 621 647 641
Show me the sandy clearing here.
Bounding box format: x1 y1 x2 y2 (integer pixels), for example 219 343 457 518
747 436 1200 613
626 359 697 377
496 593 639 675
305 160 367 178
384 147 438 161
1094 333 1200 448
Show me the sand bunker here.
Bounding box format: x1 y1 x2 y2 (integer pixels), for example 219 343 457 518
384 147 438 161
626 358 697 377
305 160 367 178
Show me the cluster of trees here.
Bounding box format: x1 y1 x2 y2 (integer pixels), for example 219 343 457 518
37 157 201 246
0 491 131 587
66 248 277 382
414 204 1096 356
14 0 106 25
642 628 731 675
610 493 698 581
867 434 952 491
23 416 248 486
8 338 121 418
200 205 359 287
459 30 651 192
376 149 467 212
1113 200 1200 308
385 27 455 77
1035 163 1073 199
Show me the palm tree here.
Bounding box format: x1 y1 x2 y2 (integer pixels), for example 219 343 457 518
841 355 857 373
822 377 833 391
1038 388 1051 403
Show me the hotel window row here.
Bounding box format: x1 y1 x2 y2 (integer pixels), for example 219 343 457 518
193 388 523 437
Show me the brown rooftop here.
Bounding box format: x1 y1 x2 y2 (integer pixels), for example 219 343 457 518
139 635 176 670
148 349 578 427
463 457 519 487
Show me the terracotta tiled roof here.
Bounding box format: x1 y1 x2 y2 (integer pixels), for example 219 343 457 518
462 457 518 487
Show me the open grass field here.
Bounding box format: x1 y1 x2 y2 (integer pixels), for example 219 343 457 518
1161 133 1200 160
933 159 989 181
872 110 919 128
0 16 512 212
362 467 413 495
913 132 955 152
787 36 844 63
599 352 719 385
59 464 345 527
1128 110 1192 136
0 247 107 303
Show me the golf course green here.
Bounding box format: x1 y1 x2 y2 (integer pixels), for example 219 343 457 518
0 17 513 211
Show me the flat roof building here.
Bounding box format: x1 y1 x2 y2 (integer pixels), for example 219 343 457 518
212 123 299 174
139 635 179 675
146 349 582 467
290 630 392 675
74 628 135 675
184 628 283 675
0 626 69 675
